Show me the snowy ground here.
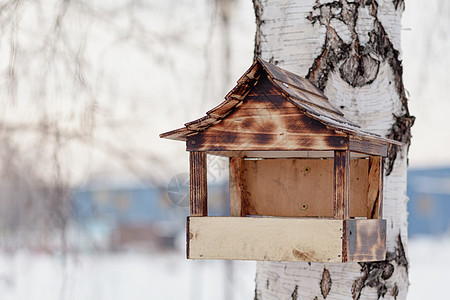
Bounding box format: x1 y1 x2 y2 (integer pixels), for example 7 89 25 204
407 236 449 300
0 237 448 299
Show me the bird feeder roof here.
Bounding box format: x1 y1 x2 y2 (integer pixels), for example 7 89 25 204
160 58 401 156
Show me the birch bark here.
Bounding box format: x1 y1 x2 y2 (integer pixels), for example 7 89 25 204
253 0 413 299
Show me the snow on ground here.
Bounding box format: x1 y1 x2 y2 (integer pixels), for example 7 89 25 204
408 236 450 300
0 237 448 300
0 250 256 300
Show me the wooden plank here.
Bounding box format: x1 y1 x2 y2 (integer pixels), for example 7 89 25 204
345 219 386 262
208 150 336 158
342 220 349 262
197 76 339 134
224 78 257 100
161 60 402 150
206 105 339 135
206 120 340 135
185 116 219 131
186 216 190 258
257 58 326 98
206 99 241 119
189 152 207 216
231 94 297 113
229 158 246 216
349 136 388 157
187 131 348 151
207 150 369 158
379 158 384 218
159 127 191 141
243 158 369 218
273 78 343 116
187 217 344 262
186 77 350 152
334 150 350 220
244 61 263 80
224 62 262 100
288 96 358 127
367 156 382 219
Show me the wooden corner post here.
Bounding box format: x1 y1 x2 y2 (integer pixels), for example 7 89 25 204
333 150 350 220
367 156 384 219
190 151 207 216
229 157 246 217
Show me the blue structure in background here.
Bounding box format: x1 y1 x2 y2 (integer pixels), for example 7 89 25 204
407 167 450 237
71 180 229 250
73 185 173 225
70 166 450 248
73 182 229 225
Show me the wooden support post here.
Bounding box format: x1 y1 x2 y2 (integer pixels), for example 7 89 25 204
367 156 384 219
379 157 384 218
333 150 350 220
190 151 207 216
229 157 246 216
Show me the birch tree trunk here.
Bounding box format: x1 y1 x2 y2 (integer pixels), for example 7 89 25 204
253 0 414 299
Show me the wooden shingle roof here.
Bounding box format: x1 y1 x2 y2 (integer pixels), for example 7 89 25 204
160 58 401 150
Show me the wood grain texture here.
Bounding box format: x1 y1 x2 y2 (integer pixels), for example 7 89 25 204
379 157 384 219
345 219 386 262
187 217 344 262
224 63 262 100
334 150 350 220
287 98 352 126
243 158 369 217
342 219 349 262
186 76 351 152
189 152 207 216
206 150 370 158
224 78 256 100
186 216 190 258
187 131 348 151
206 99 241 119
273 78 342 115
229 158 246 216
349 136 388 156
159 127 189 141
367 156 384 219
257 58 326 98
161 59 401 152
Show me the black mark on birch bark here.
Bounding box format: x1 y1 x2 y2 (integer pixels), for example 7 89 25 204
352 234 408 300
393 0 405 11
392 283 399 299
291 285 299 300
320 268 332 298
253 0 263 59
254 283 261 300
306 1 379 89
386 114 415 175
305 0 414 174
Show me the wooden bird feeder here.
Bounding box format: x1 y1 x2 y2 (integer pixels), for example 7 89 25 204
160 58 401 263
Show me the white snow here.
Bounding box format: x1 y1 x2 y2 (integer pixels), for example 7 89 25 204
407 237 450 300
0 237 448 300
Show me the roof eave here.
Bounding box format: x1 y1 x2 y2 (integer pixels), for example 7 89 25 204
159 127 190 141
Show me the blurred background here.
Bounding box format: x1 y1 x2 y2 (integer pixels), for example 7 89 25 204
0 0 448 299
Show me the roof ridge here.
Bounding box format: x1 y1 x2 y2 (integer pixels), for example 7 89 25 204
255 57 326 97
271 79 344 117
272 78 328 100
160 58 402 147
